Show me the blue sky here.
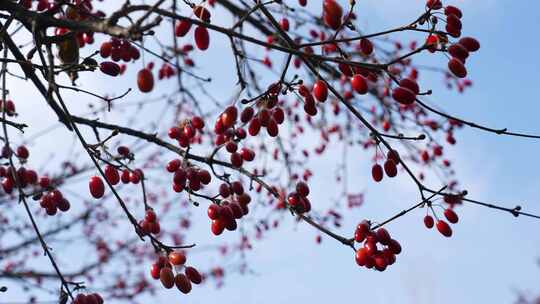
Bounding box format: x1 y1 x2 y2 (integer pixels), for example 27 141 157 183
2 1 540 303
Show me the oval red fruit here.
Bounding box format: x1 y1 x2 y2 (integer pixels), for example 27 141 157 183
89 176 105 199
392 86 416 105
448 58 467 78
372 164 383 182
137 68 154 93
436 220 453 237
312 80 328 102
194 26 210 51
351 74 368 94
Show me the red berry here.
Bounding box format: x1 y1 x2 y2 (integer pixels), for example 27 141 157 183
100 42 112 58
371 164 383 182
387 150 400 164
168 251 186 265
448 58 467 78
207 204 221 220
444 208 459 224
312 80 328 102
185 266 202 284
16 146 29 159
458 37 480 52
351 74 368 94
193 5 211 22
194 26 210 51
211 219 225 235
230 152 243 167
398 78 419 95
89 176 105 199
388 239 402 255
145 210 157 222
355 247 368 266
374 255 388 271
424 215 434 228
137 68 154 92
160 267 175 289
359 38 373 56
175 20 192 37
221 106 238 128
240 148 255 161
280 18 290 31
448 43 469 61
444 6 463 18
104 165 120 185
241 107 255 123
383 159 397 178
376 228 391 245
436 220 453 237
296 181 310 197
392 86 416 105
323 0 343 30
426 0 442 10
191 116 205 130
99 62 120 76
175 273 192 294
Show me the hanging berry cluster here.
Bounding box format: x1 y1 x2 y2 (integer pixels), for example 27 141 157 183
286 181 312 214
242 85 286 138
354 221 401 272
150 252 202 294
175 5 212 51
140 209 161 236
371 149 400 182
424 206 459 237
0 141 72 216
168 116 205 148
208 181 251 235
166 159 212 193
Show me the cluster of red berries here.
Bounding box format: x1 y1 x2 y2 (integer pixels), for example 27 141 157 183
0 144 71 216
158 64 176 80
419 145 444 163
371 150 400 182
168 116 205 147
150 252 202 294
99 38 140 63
0 165 37 194
38 187 71 216
175 5 212 51
72 292 104 304
118 168 143 184
208 181 251 235
222 139 256 168
166 159 212 193
0 99 16 116
447 37 480 79
88 160 144 200
139 209 161 236
55 27 94 48
242 86 286 138
286 181 312 214
298 83 319 116
425 1 480 79
354 221 401 272
423 207 459 237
